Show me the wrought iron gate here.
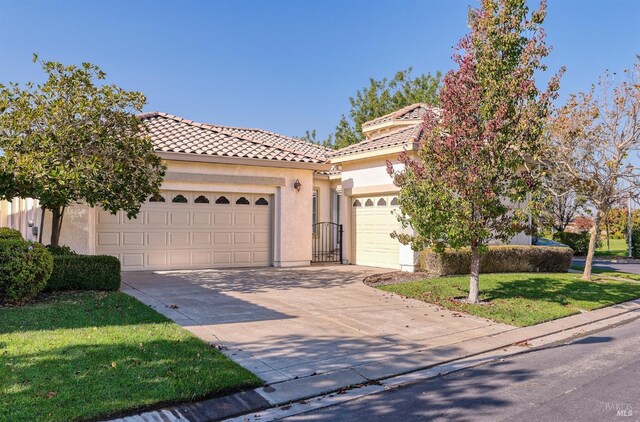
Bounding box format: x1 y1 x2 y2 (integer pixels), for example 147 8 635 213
312 222 343 263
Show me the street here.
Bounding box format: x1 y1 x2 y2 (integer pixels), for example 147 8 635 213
284 320 640 422
573 257 640 275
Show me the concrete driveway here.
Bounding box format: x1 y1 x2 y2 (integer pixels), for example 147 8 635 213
122 265 515 385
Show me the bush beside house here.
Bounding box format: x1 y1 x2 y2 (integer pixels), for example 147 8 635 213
421 245 574 277
0 239 53 304
46 254 121 292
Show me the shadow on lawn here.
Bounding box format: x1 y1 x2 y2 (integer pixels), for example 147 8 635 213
0 338 258 422
484 276 640 307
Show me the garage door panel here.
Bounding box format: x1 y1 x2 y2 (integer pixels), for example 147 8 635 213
234 213 252 226
192 232 211 245
123 232 144 246
147 211 168 225
214 213 233 226
192 212 211 225
97 232 119 246
96 191 272 271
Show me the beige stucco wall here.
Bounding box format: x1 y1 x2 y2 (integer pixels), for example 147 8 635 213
0 158 317 268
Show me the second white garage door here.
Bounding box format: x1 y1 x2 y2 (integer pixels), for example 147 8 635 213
96 191 272 271
351 194 401 270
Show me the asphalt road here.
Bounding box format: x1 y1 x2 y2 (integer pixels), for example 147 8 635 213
284 320 640 422
573 257 640 274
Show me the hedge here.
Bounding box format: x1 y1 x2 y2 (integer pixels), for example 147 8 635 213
420 245 574 277
552 231 600 256
46 255 121 292
0 228 23 241
631 229 640 258
0 240 53 304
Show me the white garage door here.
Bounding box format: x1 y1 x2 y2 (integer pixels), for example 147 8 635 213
96 191 272 271
351 194 401 270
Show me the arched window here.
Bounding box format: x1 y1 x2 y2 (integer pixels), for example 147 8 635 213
352 200 362 207
215 196 230 204
236 197 250 205
149 194 165 203
391 197 399 206
255 197 269 206
194 195 210 204
365 199 374 207
377 198 387 206
172 194 188 203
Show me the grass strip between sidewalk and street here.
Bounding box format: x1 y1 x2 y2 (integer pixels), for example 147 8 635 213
377 273 640 327
0 291 262 422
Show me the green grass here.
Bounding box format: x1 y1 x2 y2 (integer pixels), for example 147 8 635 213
595 238 628 257
377 273 640 327
570 264 640 282
0 292 261 422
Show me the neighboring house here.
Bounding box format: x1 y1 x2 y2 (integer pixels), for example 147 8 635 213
0 103 531 272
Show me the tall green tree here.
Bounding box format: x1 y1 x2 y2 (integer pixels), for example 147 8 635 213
308 68 441 149
388 0 562 303
0 56 166 246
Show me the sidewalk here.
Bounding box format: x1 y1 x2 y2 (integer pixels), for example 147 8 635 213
105 297 640 422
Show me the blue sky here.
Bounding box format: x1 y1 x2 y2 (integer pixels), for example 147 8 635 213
0 0 638 140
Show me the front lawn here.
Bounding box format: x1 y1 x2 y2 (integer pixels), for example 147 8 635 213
595 238 628 257
377 273 640 327
0 292 261 422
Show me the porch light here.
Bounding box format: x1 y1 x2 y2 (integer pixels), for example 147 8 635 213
294 179 302 192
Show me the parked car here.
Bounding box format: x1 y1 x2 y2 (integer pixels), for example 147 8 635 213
533 237 570 248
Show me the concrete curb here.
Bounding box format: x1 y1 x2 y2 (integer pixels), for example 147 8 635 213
105 298 640 422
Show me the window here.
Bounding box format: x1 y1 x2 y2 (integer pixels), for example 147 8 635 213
172 194 188 203
194 195 210 204
149 194 165 203
215 196 230 204
236 197 250 205
377 198 387 206
312 190 319 231
365 199 374 207
391 197 399 206
352 200 362 207
255 197 269 206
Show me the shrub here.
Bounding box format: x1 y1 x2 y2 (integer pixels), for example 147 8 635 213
420 245 574 276
552 231 600 256
0 228 23 240
0 240 53 304
45 245 77 256
46 255 121 292
631 229 640 258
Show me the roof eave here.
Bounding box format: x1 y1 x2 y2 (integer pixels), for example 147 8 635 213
157 151 331 171
330 143 418 164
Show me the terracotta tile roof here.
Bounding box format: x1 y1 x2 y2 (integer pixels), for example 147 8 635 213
331 124 423 158
361 103 435 129
138 112 331 164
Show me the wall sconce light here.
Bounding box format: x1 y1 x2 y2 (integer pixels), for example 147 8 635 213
294 179 302 192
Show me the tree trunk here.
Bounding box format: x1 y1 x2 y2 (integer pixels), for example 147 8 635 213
582 212 601 281
468 244 480 303
50 206 66 247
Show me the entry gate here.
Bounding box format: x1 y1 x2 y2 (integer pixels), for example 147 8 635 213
312 222 343 263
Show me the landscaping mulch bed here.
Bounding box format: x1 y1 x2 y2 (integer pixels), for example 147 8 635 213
363 271 431 287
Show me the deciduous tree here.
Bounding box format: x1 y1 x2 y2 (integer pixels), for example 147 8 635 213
548 57 640 280
0 56 166 246
388 0 562 303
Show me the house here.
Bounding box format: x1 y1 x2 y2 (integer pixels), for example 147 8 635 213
0 103 531 272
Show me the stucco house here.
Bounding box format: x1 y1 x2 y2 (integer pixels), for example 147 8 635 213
0 103 531 272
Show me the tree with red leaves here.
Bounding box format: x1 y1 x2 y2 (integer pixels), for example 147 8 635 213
388 0 563 303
